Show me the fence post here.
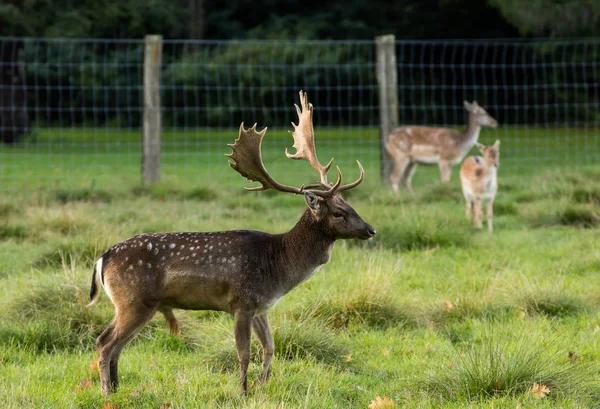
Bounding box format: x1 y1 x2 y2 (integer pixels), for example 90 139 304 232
142 35 163 184
375 34 398 185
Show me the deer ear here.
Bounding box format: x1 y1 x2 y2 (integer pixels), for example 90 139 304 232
476 143 486 152
463 101 472 111
494 139 500 147
304 191 322 214
473 100 479 106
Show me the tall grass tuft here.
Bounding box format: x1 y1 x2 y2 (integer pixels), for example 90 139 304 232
424 326 600 403
293 259 416 330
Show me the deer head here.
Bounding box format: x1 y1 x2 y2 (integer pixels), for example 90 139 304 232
464 101 498 128
476 140 501 167
227 90 375 240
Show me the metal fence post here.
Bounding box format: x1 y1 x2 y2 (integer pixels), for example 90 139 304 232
142 35 163 184
375 34 398 185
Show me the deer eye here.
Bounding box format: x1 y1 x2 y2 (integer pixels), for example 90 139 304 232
333 212 344 218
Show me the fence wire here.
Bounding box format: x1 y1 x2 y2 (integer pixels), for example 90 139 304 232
0 37 598 191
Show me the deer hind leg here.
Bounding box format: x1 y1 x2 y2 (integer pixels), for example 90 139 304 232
439 161 452 183
473 199 483 229
253 313 274 383
160 307 180 336
402 161 417 195
234 309 255 395
487 200 494 233
390 154 410 193
98 304 156 395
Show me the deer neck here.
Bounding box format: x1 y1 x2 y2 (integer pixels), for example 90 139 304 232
460 114 481 148
278 209 336 292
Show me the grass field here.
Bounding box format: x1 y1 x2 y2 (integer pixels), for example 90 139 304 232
0 125 598 190
1 127 600 408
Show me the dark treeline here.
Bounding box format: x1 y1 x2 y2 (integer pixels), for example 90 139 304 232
0 1 599 141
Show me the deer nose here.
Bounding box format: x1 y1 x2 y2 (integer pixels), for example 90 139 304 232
367 227 376 237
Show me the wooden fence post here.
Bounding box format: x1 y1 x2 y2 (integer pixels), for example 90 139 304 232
142 35 163 184
375 34 398 185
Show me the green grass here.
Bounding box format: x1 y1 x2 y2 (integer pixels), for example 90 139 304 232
1 128 600 408
0 125 599 191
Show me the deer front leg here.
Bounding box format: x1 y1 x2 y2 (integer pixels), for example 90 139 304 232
234 310 254 395
439 161 452 183
465 199 473 220
390 155 410 193
253 313 274 383
487 200 494 233
473 199 483 229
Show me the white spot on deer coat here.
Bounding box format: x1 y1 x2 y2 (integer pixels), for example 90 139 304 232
169 243 176 249
147 243 153 250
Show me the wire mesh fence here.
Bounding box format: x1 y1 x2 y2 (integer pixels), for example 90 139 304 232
0 37 599 192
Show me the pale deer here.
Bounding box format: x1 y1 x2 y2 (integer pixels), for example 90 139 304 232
88 91 375 396
386 101 498 194
459 140 500 232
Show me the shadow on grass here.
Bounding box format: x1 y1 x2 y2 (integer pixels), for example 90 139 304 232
131 185 216 202
0 223 28 240
529 204 600 229
54 188 113 204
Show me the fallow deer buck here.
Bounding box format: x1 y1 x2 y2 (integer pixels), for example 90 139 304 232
88 91 375 396
386 101 498 194
459 140 500 232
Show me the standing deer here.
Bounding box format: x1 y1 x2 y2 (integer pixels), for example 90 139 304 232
459 140 500 232
386 101 498 194
88 91 375 396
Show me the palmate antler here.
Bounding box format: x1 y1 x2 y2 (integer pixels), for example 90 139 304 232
227 91 364 198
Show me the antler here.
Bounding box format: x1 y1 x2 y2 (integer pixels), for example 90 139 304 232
228 91 365 198
227 123 303 194
286 90 334 187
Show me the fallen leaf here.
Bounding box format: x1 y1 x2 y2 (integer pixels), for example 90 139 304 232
495 379 501 391
101 402 118 409
368 396 395 409
160 404 172 409
568 351 580 363
89 357 99 374
382 348 390 357
530 382 550 399
345 353 353 362
74 378 92 394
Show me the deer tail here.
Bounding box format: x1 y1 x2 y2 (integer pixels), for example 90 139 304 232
87 256 104 307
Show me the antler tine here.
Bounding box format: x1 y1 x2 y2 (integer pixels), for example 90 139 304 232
285 90 334 187
337 161 365 193
307 166 342 198
227 123 303 194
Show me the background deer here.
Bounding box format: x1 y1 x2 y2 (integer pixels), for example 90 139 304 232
459 140 500 232
386 101 498 194
88 91 375 396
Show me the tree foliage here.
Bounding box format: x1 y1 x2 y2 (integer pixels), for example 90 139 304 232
489 0 600 37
